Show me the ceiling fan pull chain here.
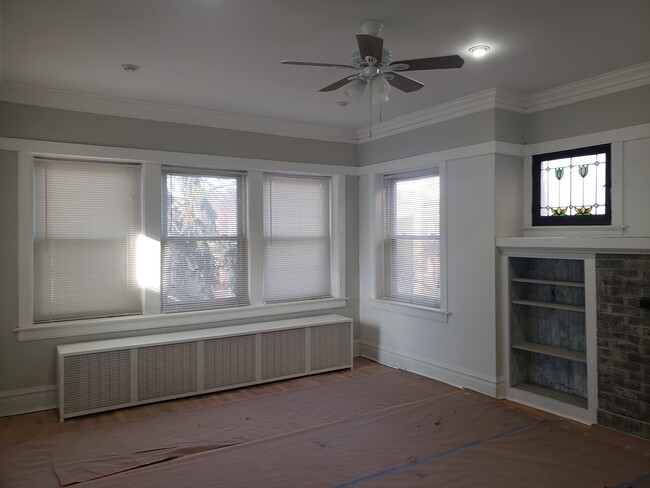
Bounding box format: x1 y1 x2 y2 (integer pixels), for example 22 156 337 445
369 91 373 139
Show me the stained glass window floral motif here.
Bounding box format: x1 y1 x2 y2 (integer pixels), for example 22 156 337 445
532 144 611 226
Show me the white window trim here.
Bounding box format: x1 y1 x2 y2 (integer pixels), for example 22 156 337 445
12 139 350 341
365 154 449 320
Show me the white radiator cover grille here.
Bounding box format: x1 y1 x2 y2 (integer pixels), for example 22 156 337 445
138 343 198 401
261 328 306 380
57 315 352 420
63 350 131 415
311 322 352 371
204 335 256 389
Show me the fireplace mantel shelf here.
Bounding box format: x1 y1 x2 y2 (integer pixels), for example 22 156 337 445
497 237 650 253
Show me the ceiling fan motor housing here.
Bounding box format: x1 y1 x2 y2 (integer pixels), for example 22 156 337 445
351 49 392 72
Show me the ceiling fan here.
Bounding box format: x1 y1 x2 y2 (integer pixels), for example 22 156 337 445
281 21 464 104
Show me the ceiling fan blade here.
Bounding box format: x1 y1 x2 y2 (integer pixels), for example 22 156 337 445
391 54 464 71
356 34 384 62
319 76 355 92
281 60 355 69
385 72 425 93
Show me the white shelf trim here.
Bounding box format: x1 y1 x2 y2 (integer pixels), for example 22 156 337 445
512 341 587 363
513 383 588 409
511 299 585 313
511 278 585 288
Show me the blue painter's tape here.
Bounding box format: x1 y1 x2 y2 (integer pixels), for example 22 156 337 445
611 472 650 488
333 419 546 488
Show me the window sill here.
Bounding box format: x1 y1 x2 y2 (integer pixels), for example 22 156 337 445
14 297 348 341
369 298 450 323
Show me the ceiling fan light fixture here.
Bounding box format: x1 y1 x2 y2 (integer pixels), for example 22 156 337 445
371 95 389 106
344 79 367 100
468 45 490 58
371 75 391 100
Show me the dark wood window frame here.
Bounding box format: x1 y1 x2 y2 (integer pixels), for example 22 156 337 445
532 144 611 227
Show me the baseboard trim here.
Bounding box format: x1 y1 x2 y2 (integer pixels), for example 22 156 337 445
0 385 57 417
360 342 501 397
353 340 361 357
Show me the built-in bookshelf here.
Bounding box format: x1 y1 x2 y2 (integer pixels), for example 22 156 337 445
509 257 588 409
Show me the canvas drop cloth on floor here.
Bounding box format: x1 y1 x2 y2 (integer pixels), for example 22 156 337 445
0 368 648 487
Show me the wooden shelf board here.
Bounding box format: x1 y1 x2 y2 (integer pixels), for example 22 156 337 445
511 299 585 313
513 382 588 409
512 341 586 363
511 278 585 288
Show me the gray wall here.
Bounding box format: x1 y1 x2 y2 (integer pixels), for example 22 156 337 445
358 109 497 165
358 86 650 165
0 102 358 166
524 85 650 144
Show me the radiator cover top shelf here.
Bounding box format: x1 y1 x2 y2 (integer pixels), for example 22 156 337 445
57 314 353 420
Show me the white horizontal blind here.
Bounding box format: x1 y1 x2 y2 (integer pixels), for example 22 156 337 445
383 168 441 308
33 159 142 323
263 174 331 303
162 168 248 312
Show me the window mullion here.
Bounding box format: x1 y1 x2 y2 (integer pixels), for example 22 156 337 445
141 162 162 316
247 171 264 305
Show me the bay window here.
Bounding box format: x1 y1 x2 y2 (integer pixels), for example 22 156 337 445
19 151 345 340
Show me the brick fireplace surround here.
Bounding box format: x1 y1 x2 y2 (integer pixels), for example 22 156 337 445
596 254 650 439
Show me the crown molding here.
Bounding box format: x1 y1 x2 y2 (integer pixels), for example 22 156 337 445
0 82 358 144
357 88 528 143
357 62 649 143
525 61 650 113
1 62 647 146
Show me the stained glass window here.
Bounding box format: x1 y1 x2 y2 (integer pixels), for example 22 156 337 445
532 144 611 226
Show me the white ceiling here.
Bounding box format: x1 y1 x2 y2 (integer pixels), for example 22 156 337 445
2 0 649 130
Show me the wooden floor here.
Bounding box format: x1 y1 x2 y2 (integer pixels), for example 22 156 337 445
0 357 392 445
2 357 646 457
2 358 649 488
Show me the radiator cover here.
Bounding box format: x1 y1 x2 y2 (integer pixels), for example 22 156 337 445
57 314 352 420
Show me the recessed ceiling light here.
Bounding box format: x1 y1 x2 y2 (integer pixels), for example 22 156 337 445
468 45 490 58
121 63 140 73
335 101 350 107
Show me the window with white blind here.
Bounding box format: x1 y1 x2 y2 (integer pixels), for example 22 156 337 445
263 174 331 303
162 168 248 312
382 168 441 308
19 147 346 340
33 159 142 323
